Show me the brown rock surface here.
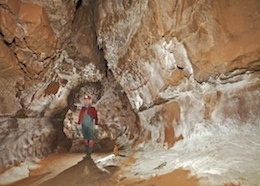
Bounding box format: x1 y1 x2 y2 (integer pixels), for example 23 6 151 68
0 1 259 180
0 39 23 116
96 0 260 108
19 2 57 58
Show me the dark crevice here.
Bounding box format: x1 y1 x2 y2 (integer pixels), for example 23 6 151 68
76 0 83 10
3 39 13 46
177 65 184 70
0 31 16 46
0 31 4 38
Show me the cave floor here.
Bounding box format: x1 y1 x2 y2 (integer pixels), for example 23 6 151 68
6 152 200 186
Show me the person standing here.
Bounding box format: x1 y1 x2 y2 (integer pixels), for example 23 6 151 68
77 95 99 159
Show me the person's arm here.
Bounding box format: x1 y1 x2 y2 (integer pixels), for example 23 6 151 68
94 108 98 125
91 107 99 137
77 107 85 125
89 107 98 125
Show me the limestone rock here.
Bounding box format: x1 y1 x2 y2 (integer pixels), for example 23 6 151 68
0 39 23 116
0 6 22 43
0 0 259 170
0 118 57 167
0 0 21 15
96 0 260 109
19 2 57 58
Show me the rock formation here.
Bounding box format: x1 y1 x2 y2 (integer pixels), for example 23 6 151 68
0 0 259 172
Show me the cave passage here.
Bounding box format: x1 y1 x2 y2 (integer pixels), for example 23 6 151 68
0 0 259 186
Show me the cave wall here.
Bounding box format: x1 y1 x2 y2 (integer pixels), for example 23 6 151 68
0 0 259 168
95 0 260 109
94 0 260 148
63 71 139 151
0 0 138 169
0 0 107 168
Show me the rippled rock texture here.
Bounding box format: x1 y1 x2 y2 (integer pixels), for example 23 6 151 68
0 0 259 168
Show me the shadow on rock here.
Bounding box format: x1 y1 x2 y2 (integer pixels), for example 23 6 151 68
39 158 119 186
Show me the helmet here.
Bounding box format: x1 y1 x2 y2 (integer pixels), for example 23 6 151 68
84 95 91 100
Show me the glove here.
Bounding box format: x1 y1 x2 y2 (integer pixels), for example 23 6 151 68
76 125 82 136
94 125 99 138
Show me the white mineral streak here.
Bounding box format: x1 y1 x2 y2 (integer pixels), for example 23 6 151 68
0 118 56 169
129 75 260 186
25 50 103 117
0 162 31 185
121 33 260 185
123 38 194 111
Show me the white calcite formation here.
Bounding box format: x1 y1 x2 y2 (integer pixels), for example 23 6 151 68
0 118 56 167
0 1 259 184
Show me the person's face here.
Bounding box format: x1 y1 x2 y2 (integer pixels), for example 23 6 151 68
84 98 91 105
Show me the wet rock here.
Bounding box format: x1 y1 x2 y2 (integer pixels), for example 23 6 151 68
0 0 259 171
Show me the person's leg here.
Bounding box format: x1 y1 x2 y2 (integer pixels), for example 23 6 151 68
83 140 91 158
86 140 94 156
82 117 95 159
86 124 95 158
84 128 94 159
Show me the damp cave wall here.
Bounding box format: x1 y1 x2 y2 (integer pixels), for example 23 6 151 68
0 0 259 168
